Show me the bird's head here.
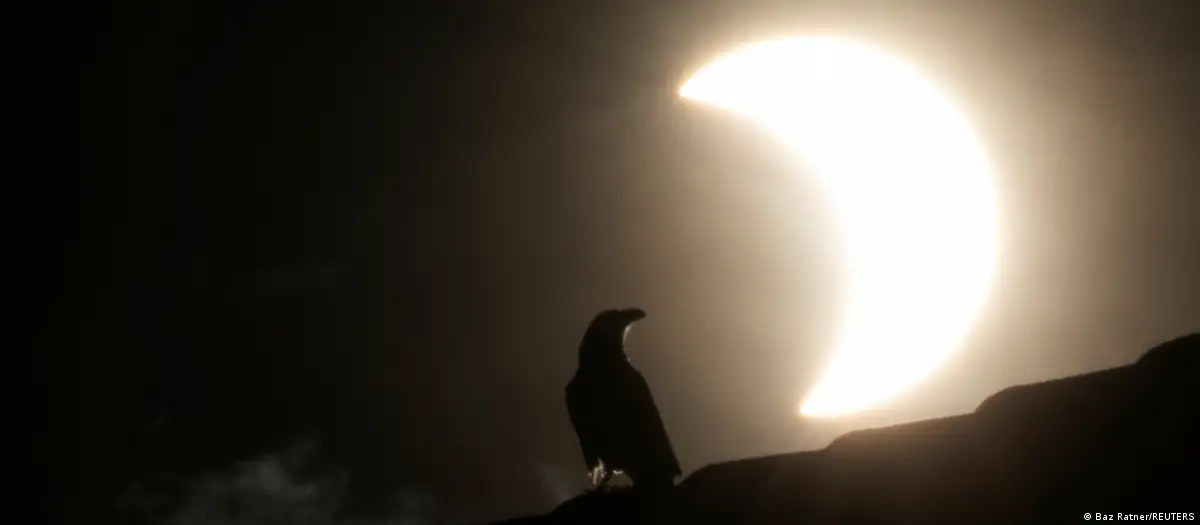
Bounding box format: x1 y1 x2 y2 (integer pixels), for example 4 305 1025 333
579 307 647 368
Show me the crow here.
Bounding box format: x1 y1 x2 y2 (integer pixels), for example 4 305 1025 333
566 308 682 491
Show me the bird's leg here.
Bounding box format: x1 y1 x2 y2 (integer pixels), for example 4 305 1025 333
589 460 612 489
595 468 614 490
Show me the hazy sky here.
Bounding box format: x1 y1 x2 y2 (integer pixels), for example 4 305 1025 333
35 1 1200 523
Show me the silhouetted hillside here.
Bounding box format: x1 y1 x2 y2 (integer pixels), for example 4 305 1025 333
490 333 1199 524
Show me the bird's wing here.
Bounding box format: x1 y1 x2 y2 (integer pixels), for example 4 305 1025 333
566 377 601 469
617 367 683 477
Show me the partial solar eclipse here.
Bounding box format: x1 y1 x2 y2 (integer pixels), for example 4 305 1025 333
680 37 998 417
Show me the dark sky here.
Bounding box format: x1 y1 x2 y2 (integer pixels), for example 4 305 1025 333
33 1 1200 523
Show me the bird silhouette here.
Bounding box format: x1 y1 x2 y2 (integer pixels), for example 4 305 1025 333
566 308 681 492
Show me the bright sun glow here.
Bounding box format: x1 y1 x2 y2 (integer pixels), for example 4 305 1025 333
680 37 998 417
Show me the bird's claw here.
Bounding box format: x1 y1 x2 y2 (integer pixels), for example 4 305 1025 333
588 461 615 489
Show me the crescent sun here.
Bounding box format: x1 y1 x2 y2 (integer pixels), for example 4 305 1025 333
679 37 999 417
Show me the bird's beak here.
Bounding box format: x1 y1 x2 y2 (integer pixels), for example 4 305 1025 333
618 308 646 346
620 307 647 323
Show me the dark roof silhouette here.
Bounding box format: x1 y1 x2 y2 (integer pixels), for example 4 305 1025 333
488 333 1199 524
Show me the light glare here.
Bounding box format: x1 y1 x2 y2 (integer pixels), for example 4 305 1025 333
681 37 998 417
